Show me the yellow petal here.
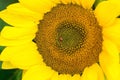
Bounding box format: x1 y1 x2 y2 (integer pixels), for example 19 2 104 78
0 42 42 69
50 72 59 80
10 50 42 69
60 0 81 4
0 9 38 27
2 61 17 69
94 1 120 27
0 34 35 46
102 38 119 58
108 0 120 7
73 0 81 5
51 0 60 4
51 73 81 80
0 55 1 61
19 0 56 14
70 74 81 80
1 26 37 39
103 18 120 51
0 42 37 61
80 0 95 9
60 0 73 4
6 3 43 21
100 39 120 80
60 0 71 4
22 65 55 80
58 74 72 80
81 63 104 80
22 70 27 78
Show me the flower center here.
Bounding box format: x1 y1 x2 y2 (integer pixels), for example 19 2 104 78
35 3 103 75
56 21 86 54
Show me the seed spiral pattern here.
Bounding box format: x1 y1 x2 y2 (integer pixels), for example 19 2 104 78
35 3 103 75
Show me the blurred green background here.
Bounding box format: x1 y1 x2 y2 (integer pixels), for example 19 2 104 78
0 0 22 80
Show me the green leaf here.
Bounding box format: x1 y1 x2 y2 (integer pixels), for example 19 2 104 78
0 0 18 11
8 69 22 80
0 19 11 31
0 62 2 69
0 46 5 54
0 0 18 31
0 69 22 80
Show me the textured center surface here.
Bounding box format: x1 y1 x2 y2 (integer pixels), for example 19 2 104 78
56 21 85 54
35 3 103 75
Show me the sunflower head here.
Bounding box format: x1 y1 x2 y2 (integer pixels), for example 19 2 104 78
0 0 120 80
35 3 103 75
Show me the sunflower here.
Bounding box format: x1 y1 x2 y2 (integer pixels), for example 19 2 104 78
0 0 120 80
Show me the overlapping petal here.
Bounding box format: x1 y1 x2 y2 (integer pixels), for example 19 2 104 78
51 0 60 4
0 34 35 46
70 74 81 80
0 42 37 61
51 74 81 80
0 9 38 27
6 3 42 21
2 61 17 69
94 1 120 27
60 0 72 4
10 49 42 69
80 0 95 9
0 42 42 69
103 18 120 51
58 74 72 80
50 72 59 80
19 0 56 14
2 41 38 57
99 39 120 80
1 26 37 39
60 0 81 5
108 0 120 7
81 63 104 80
22 65 56 80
